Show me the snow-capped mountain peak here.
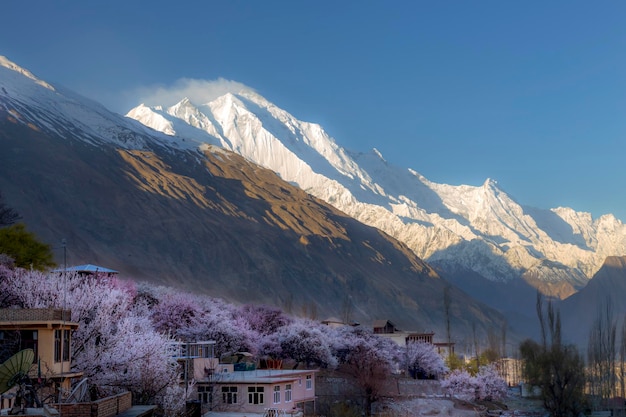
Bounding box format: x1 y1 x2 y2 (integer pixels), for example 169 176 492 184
0 56 206 152
126 103 177 136
0 55 54 91
3 56 626 318
128 86 626 298
483 178 497 188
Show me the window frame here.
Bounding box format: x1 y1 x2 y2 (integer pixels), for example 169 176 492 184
221 386 238 404
248 386 264 405
197 385 212 404
62 329 70 361
273 385 280 404
285 384 292 403
54 329 71 363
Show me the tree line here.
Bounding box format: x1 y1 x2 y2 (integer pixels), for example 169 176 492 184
1 263 492 416
0 191 54 270
518 292 626 417
0 192 508 416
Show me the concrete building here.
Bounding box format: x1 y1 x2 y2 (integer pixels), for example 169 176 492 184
372 319 455 355
204 369 316 416
169 341 318 416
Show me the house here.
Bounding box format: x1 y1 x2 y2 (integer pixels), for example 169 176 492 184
0 308 155 417
321 317 359 328
0 308 82 396
170 340 218 383
373 320 433 346
407 332 434 345
168 341 318 416
372 319 398 335
320 317 345 328
372 319 455 354
433 341 455 357
203 368 317 416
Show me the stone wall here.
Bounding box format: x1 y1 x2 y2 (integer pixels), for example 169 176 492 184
0 308 71 322
316 373 445 400
52 391 132 417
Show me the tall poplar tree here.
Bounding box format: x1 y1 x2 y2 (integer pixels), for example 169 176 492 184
520 293 585 417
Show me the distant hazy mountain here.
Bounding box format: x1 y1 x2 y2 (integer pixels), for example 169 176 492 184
0 56 508 344
128 89 626 317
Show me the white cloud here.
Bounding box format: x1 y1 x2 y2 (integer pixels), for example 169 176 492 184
131 78 254 108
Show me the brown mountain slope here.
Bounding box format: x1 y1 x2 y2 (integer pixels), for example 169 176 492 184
0 110 507 342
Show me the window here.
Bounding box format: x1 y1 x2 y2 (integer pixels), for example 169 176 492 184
273 386 280 404
285 384 292 403
54 330 62 362
248 386 264 404
62 330 70 361
198 385 212 404
19 330 38 363
306 375 312 390
54 330 70 362
221 386 237 404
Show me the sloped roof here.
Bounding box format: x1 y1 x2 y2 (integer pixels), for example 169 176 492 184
372 319 396 328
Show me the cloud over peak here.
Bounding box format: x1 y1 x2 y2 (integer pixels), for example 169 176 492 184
133 78 254 108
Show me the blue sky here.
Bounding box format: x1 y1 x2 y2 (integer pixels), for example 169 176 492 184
3 1 626 220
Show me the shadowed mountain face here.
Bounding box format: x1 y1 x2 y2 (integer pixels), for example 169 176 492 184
0 110 508 342
559 256 626 347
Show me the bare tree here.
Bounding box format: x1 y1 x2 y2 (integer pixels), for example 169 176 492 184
501 320 507 359
0 192 20 227
341 294 353 325
443 284 452 362
473 322 481 370
587 297 617 412
500 320 508 382
486 327 501 362
618 319 626 415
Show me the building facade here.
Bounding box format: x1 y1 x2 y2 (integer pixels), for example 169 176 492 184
168 341 318 415
203 369 317 415
0 308 81 412
0 308 82 391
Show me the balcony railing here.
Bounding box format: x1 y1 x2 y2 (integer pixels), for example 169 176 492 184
169 341 216 359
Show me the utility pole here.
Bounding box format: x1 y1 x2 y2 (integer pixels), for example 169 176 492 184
59 238 67 409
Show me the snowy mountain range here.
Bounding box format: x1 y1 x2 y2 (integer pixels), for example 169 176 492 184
126 88 626 314
1 55 516 341
2 53 626 328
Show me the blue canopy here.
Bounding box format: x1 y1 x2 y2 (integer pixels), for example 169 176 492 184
53 264 118 274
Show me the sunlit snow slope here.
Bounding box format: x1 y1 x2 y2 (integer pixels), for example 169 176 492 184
128 90 626 303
